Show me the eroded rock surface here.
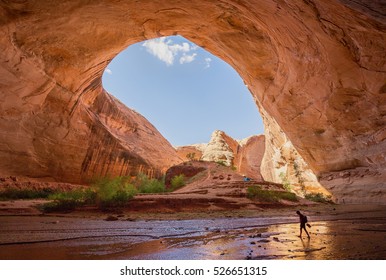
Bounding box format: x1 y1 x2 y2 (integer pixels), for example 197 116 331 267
176 145 205 162
235 135 265 181
178 130 324 192
177 130 265 180
0 0 385 202
260 108 332 197
200 130 238 167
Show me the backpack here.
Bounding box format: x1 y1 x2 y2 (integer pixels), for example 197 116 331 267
302 215 308 223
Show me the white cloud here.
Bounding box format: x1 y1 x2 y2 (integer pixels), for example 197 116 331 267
142 37 175 66
179 53 197 64
105 68 113 75
204 57 212 68
170 42 190 53
142 37 197 66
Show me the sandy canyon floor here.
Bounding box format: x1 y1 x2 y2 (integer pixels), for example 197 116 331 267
0 203 385 260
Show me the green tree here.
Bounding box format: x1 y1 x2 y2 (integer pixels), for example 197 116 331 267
186 152 196 161
170 174 186 191
293 160 305 194
279 172 292 191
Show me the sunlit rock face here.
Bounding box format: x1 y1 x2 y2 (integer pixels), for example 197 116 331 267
176 145 204 162
260 107 332 198
235 135 265 181
201 130 238 167
0 0 385 202
178 130 324 189
178 130 265 180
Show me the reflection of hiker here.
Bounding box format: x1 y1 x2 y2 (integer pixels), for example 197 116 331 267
296 210 310 238
300 237 310 250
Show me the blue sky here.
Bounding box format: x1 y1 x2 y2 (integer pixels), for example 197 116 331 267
102 36 264 146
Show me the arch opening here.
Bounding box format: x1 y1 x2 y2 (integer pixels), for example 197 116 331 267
101 35 264 147
99 35 329 197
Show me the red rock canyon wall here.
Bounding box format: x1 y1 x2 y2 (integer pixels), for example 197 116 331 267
0 0 385 202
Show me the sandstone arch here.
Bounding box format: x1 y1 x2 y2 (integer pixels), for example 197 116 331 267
0 0 385 203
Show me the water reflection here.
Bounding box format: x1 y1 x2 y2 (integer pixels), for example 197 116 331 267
300 238 310 250
1 217 385 259
129 221 386 260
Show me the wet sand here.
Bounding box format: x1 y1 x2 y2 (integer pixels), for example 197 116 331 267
0 204 385 260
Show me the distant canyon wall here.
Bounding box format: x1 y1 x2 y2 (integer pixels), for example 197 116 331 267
177 130 265 181
177 130 328 196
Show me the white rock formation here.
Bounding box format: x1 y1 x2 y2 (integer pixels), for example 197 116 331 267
201 130 235 166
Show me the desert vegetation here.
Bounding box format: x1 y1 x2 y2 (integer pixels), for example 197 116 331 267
279 172 292 192
247 185 298 202
41 177 138 212
0 173 188 212
0 187 55 200
304 192 333 203
169 174 186 191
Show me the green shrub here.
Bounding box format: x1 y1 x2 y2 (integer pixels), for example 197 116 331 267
247 185 298 202
216 161 227 166
186 152 196 161
49 189 86 202
40 174 172 212
293 161 305 194
305 193 333 203
42 176 138 212
169 174 186 191
279 172 292 191
40 201 78 212
0 187 55 200
42 188 94 212
134 173 165 193
93 177 137 208
138 179 165 193
276 191 298 202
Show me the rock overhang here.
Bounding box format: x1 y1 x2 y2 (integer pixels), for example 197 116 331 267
0 0 385 202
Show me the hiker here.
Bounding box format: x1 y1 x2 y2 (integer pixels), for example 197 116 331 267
296 210 310 238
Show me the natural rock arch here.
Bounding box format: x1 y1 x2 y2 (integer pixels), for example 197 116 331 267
0 0 385 203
